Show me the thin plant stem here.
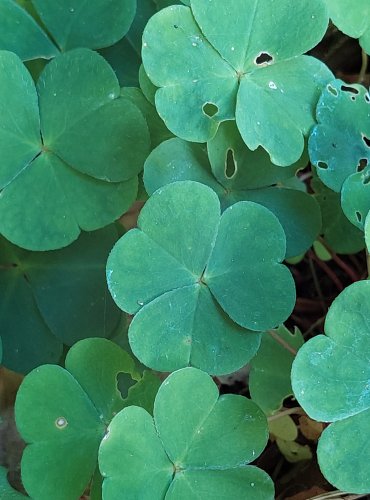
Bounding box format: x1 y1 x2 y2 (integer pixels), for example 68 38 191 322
303 315 326 338
268 407 304 422
310 251 344 291
308 253 327 314
318 238 359 282
359 49 368 83
268 330 297 356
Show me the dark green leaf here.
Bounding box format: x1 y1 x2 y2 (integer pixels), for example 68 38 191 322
312 177 365 253
0 49 146 250
0 0 57 61
32 0 136 51
144 127 320 258
0 226 123 373
249 326 304 415
15 339 140 500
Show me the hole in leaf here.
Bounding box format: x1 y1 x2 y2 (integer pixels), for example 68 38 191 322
357 158 368 172
117 373 136 399
254 52 273 65
202 102 218 117
362 135 370 148
341 84 359 95
356 211 363 223
317 161 328 170
327 84 338 97
225 149 237 178
365 93 370 103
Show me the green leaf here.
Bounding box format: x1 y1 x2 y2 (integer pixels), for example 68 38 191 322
121 87 173 148
0 50 41 189
0 49 146 250
312 177 365 253
99 367 274 499
142 2 331 165
325 0 370 54
341 171 370 230
144 126 321 258
15 338 140 500
31 0 136 51
249 326 304 415
123 370 161 414
0 226 123 373
317 408 370 494
108 181 296 373
309 79 370 194
292 280 370 493
0 0 58 61
139 64 157 104
0 467 25 499
99 36 141 87
39 49 149 183
292 280 370 421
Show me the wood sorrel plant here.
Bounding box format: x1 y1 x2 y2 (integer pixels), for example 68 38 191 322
0 0 369 498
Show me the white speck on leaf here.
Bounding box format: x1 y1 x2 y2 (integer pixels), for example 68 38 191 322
268 81 277 90
55 417 68 429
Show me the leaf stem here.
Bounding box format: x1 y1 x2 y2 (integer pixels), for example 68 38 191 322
317 238 360 282
359 49 368 83
308 253 327 314
268 330 297 356
268 407 304 422
310 250 344 291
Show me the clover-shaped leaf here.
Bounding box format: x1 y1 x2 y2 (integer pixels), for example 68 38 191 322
309 80 370 229
107 181 295 374
291 280 370 493
310 80 370 192
249 325 304 416
15 338 141 500
0 0 58 61
99 367 274 500
144 122 321 258
0 0 136 58
325 0 370 54
312 177 365 254
142 1 332 165
0 225 123 373
0 49 149 250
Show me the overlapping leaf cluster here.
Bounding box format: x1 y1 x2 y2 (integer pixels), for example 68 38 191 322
0 0 369 498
